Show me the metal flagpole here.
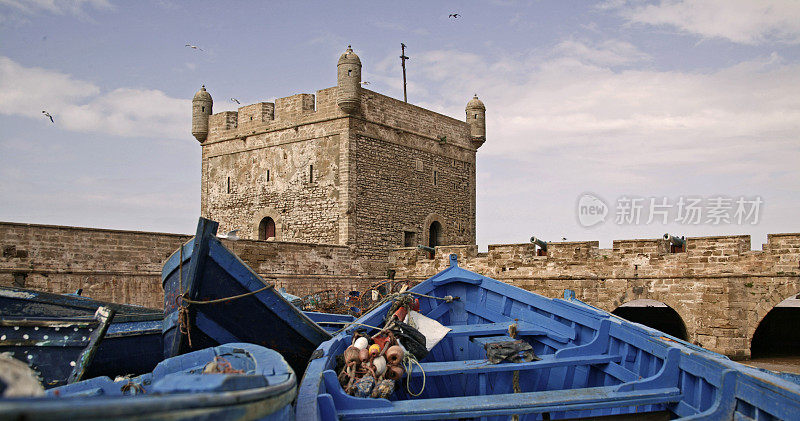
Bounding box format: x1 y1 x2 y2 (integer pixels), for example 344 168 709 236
400 43 409 103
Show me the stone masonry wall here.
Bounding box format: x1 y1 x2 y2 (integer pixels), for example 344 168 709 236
203 130 345 243
352 133 474 258
350 89 476 259
201 87 350 243
0 222 384 309
0 222 188 308
389 233 800 358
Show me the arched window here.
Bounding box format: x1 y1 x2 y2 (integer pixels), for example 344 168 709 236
258 217 276 240
428 221 442 248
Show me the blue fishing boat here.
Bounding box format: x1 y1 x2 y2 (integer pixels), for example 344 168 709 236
304 311 355 334
1 314 163 388
162 217 332 375
0 343 296 421
0 286 164 388
297 254 800 420
0 285 162 319
279 288 355 334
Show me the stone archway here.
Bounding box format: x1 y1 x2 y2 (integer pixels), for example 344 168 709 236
252 208 282 241
428 221 442 248
750 290 800 359
612 299 689 340
422 213 445 249
258 217 276 240
747 281 800 349
607 288 695 343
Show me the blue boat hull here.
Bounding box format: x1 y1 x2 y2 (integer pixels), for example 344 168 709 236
0 316 163 388
0 287 164 388
0 343 296 421
297 254 800 420
0 286 162 319
304 311 355 334
162 217 331 376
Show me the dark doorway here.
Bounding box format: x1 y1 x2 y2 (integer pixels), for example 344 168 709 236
428 221 442 248
258 217 276 240
612 299 688 340
751 295 800 358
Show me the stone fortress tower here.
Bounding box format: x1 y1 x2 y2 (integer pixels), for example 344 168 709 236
192 46 486 260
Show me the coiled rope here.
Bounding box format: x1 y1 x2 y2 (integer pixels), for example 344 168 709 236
402 353 426 397
120 381 145 395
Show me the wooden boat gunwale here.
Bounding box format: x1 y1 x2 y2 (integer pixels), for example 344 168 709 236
0 286 162 318
0 343 297 420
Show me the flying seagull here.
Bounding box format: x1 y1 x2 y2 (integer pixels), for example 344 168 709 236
217 229 240 241
230 98 240 104
185 44 203 51
561 237 567 241
42 110 54 123
449 13 460 18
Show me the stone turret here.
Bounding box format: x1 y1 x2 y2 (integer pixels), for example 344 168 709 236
336 46 361 114
466 94 486 148
192 85 213 142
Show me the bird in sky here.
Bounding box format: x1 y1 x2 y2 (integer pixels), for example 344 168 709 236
360 81 370 85
185 44 203 51
561 237 568 241
230 98 240 104
449 13 460 18
41 111 54 123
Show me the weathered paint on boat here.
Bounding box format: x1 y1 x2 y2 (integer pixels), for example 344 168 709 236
0 316 163 388
0 285 161 319
162 217 331 375
297 254 800 420
0 343 296 421
0 287 164 388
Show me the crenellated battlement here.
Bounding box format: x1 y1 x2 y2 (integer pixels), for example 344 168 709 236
201 85 476 153
205 87 342 143
390 232 800 279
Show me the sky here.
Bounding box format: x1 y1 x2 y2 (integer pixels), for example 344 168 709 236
0 0 798 250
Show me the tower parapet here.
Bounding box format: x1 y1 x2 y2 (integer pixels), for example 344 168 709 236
466 94 486 149
336 46 361 114
192 86 213 142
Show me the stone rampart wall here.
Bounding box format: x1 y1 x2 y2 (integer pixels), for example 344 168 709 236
0 222 384 309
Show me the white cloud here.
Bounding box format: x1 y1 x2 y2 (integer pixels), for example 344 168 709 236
610 0 800 45
0 56 190 139
380 41 800 246
552 39 651 66
373 43 800 191
0 0 111 15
